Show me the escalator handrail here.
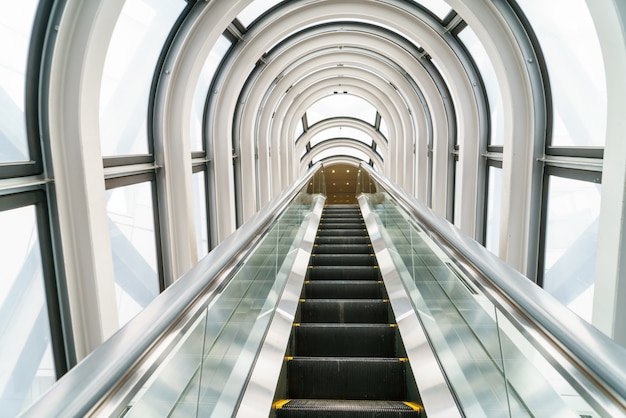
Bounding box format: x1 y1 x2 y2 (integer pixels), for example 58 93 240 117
359 163 626 405
22 164 323 418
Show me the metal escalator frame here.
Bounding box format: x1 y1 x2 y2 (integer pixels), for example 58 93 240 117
22 164 325 418
358 163 626 416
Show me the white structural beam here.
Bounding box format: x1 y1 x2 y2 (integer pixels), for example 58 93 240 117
47 0 123 359
587 0 626 347
450 0 539 273
300 139 384 171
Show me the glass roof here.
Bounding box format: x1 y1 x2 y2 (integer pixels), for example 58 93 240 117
409 0 452 20
306 94 377 128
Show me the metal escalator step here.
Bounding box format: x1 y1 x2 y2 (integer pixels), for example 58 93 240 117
293 324 396 357
319 220 365 228
308 266 379 281
300 300 389 323
315 236 371 245
274 399 424 418
313 244 372 254
287 357 407 400
316 228 368 237
310 253 377 266
304 280 382 299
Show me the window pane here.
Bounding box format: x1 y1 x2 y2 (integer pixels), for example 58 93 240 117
379 116 389 139
453 158 461 227
191 35 232 152
306 95 377 127
409 0 452 20
485 165 502 255
310 126 373 148
516 0 606 147
0 205 55 415
237 0 283 27
293 118 304 140
107 181 160 327
192 171 209 257
458 27 505 146
0 1 39 163
100 0 185 156
543 176 600 322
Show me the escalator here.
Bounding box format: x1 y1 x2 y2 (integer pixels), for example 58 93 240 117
21 166 626 418
272 205 424 417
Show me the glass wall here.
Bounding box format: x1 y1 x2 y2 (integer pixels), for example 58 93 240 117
106 177 161 327
100 0 185 158
541 173 601 322
309 126 373 148
306 95 377 127
0 1 39 164
485 162 502 255
192 169 209 257
0 201 55 415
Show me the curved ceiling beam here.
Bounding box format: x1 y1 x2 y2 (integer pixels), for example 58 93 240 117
204 0 482 234
294 117 389 158
300 138 384 171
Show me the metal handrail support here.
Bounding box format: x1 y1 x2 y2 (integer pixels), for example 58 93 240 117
22 164 324 418
358 163 626 413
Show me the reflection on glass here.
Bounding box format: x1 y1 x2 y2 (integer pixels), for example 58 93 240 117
516 0 606 147
192 171 209 257
453 158 461 226
0 1 38 163
311 146 370 164
485 165 502 255
543 176 601 322
107 181 160 327
458 27 505 146
366 193 603 417
191 35 232 151
410 0 452 20
100 0 185 156
0 205 55 415
237 0 283 27
306 94 377 127
123 196 318 416
309 126 373 148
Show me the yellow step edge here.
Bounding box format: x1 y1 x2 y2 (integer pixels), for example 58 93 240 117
299 298 306 302
403 401 424 412
389 324 398 327
273 399 291 409
293 323 301 327
284 356 294 361
399 357 409 362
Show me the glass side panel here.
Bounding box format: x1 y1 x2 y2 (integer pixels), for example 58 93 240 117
100 0 185 156
542 176 601 322
192 170 209 258
293 118 304 140
409 0 452 20
106 181 160 328
0 205 55 415
237 0 283 27
516 0 606 147
306 95 377 127
311 146 370 164
365 194 603 417
191 35 232 152
309 126 373 148
123 195 319 417
485 165 502 255
453 158 461 227
0 1 38 163
458 26 505 146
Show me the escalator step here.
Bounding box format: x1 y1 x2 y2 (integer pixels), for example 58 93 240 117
274 400 424 418
313 244 372 254
287 357 407 400
293 324 396 357
308 266 379 281
310 254 377 266
303 280 382 299
315 236 371 245
300 300 389 323
316 228 368 237
319 220 365 228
